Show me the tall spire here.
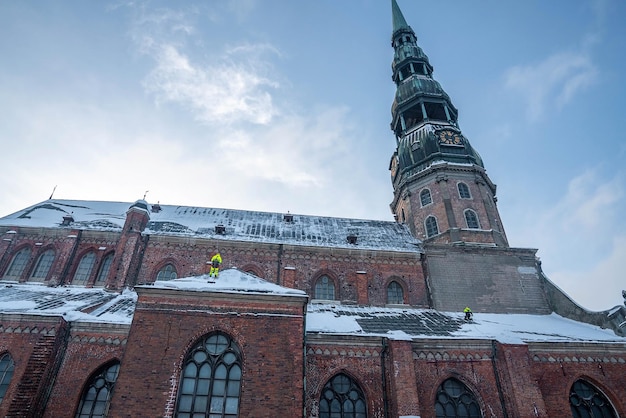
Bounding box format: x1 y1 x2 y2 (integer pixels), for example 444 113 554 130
391 0 409 35
388 0 508 247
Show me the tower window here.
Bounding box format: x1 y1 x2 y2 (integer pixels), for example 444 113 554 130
425 216 439 238
73 252 96 285
387 281 404 304
420 189 432 207
403 106 424 131
315 275 336 300
569 379 617 418
435 378 482 418
30 249 55 282
319 373 367 418
156 263 177 281
464 210 480 229
458 182 471 199
424 102 447 121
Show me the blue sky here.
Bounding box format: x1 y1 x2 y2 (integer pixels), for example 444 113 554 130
1 0 624 311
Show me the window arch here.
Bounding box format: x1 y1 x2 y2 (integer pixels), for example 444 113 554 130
156 263 177 281
458 182 471 199
420 188 432 207
425 216 439 238
319 373 366 418
30 249 55 281
73 252 96 285
387 281 404 304
94 253 114 286
464 210 480 230
75 361 120 418
435 378 482 418
4 247 32 279
0 353 15 404
315 275 336 300
175 332 242 418
569 379 617 418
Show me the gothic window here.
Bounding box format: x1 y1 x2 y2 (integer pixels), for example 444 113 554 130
387 281 404 304
4 247 31 279
30 249 55 281
175 332 242 418
569 379 617 418
425 216 439 238
94 253 114 286
315 275 335 300
319 373 366 418
435 378 482 418
458 182 471 199
75 361 120 418
0 353 15 403
464 210 480 230
420 189 432 207
156 263 177 281
73 252 96 285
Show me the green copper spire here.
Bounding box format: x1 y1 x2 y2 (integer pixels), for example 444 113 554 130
391 0 410 35
389 0 484 176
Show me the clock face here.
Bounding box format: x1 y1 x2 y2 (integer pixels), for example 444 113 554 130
439 130 463 145
390 156 399 178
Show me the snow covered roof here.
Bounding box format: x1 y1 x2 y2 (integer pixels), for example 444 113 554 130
1 274 625 344
0 199 421 252
142 268 308 297
0 282 136 324
307 304 626 344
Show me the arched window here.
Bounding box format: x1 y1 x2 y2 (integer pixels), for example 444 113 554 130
435 378 482 418
569 379 617 418
176 332 242 418
464 210 480 229
30 249 55 281
0 353 15 403
387 281 404 304
315 275 335 300
156 263 177 281
420 189 432 207
425 216 439 238
73 252 96 285
94 253 114 286
458 182 471 199
319 373 366 418
4 247 32 279
75 361 120 418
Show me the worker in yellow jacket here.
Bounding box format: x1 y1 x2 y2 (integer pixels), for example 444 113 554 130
210 253 222 278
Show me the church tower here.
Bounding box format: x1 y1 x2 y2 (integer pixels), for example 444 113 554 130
389 0 508 247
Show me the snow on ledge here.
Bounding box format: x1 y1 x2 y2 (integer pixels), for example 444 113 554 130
145 268 307 297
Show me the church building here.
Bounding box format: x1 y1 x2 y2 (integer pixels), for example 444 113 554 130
0 1 625 417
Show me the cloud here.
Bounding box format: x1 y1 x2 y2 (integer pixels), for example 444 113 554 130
513 169 626 310
550 234 626 311
504 50 597 122
142 42 280 125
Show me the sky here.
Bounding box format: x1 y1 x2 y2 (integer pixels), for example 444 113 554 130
0 0 625 311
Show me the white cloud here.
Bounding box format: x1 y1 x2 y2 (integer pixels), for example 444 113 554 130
511 169 625 310
504 50 597 122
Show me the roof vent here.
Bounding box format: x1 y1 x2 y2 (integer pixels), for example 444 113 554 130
283 213 293 223
347 234 358 245
61 214 74 226
215 224 226 235
151 202 162 213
